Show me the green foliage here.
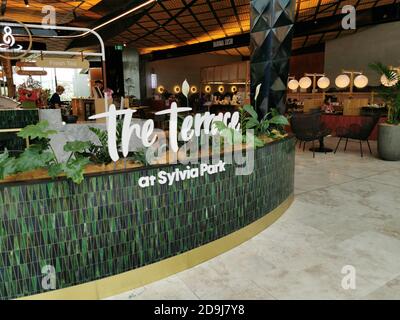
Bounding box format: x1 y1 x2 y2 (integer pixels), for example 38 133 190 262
213 121 264 148
17 120 57 140
129 149 150 166
48 163 63 179
62 157 91 185
88 121 123 164
369 62 400 125
1 120 92 184
17 120 56 152
241 105 289 137
15 147 55 172
64 141 91 154
0 150 17 180
214 121 244 145
213 105 289 148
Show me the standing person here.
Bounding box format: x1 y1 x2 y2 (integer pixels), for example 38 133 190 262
93 80 104 98
49 85 65 109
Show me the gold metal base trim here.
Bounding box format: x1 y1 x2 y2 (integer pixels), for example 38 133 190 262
19 195 294 300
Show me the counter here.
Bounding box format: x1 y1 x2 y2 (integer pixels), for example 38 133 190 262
321 114 387 140
0 137 295 299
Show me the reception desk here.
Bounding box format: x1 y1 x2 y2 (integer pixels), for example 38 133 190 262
0 138 295 300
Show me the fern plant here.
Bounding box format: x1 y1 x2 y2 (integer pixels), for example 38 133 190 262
129 149 150 166
88 121 123 164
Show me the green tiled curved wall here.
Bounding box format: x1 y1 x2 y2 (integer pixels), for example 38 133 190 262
0 110 39 152
0 137 295 299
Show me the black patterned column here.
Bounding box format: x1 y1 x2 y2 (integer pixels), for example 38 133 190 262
250 0 295 116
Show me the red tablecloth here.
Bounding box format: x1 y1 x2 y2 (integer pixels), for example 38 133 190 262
321 115 387 141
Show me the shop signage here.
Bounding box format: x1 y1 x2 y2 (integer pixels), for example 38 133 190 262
36 57 90 69
0 26 23 51
0 17 32 60
16 67 47 76
16 61 37 68
138 162 226 188
89 78 257 187
89 102 241 162
213 37 233 48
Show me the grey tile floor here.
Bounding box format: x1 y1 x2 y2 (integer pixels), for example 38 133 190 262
106 137 400 300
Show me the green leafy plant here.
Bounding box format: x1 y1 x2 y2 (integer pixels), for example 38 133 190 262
0 120 92 184
60 156 90 184
213 105 289 148
242 105 289 137
213 121 264 148
129 149 150 166
369 62 400 125
0 150 17 180
58 140 92 184
17 121 58 140
88 121 123 164
17 120 59 174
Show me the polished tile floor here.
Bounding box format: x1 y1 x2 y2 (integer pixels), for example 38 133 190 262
107 137 400 300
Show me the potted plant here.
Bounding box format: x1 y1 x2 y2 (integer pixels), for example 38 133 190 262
369 62 400 161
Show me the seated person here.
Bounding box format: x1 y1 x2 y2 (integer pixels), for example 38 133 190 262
321 97 335 113
49 85 65 109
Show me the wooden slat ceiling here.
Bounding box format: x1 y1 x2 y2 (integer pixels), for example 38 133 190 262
1 0 399 53
117 0 250 54
108 0 400 53
3 0 102 24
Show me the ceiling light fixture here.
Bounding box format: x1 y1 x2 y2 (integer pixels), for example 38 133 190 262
24 0 29 7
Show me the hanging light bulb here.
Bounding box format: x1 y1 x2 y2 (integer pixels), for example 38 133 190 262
287 79 299 90
299 77 312 89
354 74 369 88
335 74 351 88
317 76 330 89
381 72 398 87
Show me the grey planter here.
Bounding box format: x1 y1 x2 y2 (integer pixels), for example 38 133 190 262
378 123 400 161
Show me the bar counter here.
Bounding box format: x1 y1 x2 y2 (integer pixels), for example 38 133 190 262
0 137 295 300
321 114 387 140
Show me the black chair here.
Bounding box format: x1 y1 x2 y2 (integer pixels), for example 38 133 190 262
290 111 332 158
334 116 380 157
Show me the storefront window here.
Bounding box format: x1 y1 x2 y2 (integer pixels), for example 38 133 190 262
13 67 90 101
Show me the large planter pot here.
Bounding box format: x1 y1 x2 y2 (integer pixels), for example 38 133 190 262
378 123 400 161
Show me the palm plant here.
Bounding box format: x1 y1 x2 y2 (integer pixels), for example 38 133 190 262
369 62 400 125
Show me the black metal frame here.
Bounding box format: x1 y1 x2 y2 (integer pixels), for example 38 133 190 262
334 137 373 158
